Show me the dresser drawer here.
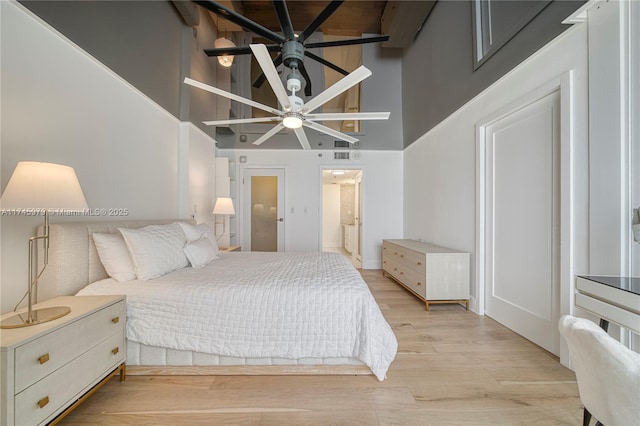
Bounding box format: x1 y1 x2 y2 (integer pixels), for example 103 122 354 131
383 241 425 274
15 331 124 426
15 300 125 393
383 258 427 298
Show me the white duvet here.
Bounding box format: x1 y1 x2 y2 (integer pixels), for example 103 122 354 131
77 251 397 380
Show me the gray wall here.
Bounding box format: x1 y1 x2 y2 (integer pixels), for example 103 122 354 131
20 1 584 150
401 0 585 147
22 1 185 118
215 40 404 150
21 0 219 139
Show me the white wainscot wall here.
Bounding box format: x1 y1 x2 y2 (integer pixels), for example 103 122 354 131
218 149 403 269
403 21 589 328
0 2 217 314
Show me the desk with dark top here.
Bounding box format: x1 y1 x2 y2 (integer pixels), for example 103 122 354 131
575 275 640 334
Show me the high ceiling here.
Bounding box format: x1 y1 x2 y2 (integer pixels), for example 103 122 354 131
208 1 437 49
238 1 387 37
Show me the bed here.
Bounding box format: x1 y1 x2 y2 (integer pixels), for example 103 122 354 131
37 220 397 380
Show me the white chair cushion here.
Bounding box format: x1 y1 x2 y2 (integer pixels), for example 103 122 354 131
559 315 640 426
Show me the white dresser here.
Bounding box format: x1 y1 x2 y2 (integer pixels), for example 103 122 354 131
1 295 126 426
382 239 470 310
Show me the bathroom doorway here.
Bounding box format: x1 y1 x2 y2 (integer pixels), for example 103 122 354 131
321 168 363 268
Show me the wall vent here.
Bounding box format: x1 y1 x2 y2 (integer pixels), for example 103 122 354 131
334 151 350 160
333 140 351 149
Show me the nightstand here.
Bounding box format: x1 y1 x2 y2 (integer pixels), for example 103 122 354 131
220 246 241 252
1 295 126 426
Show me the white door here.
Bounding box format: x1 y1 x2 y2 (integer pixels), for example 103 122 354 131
483 90 561 355
242 168 285 252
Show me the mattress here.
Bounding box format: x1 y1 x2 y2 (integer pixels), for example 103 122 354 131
77 251 397 380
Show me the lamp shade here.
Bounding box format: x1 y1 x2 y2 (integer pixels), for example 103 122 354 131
214 37 235 67
212 197 235 215
1 161 88 210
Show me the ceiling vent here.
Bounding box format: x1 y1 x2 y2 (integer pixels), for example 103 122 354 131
334 152 350 160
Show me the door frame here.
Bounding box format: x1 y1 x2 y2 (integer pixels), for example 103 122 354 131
239 166 286 252
476 72 575 364
318 166 365 262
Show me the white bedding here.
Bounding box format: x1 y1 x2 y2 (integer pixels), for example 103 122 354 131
77 251 397 380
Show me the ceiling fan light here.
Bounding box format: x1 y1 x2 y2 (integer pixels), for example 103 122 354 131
283 115 303 129
214 37 235 67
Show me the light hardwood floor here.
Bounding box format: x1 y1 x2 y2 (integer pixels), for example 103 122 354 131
61 269 582 425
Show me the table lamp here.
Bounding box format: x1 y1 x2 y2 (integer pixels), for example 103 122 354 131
1 162 88 328
212 197 235 241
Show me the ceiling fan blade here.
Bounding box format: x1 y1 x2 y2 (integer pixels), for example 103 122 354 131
298 0 345 42
204 46 252 57
205 44 280 57
300 65 372 114
293 127 312 150
203 117 280 126
305 35 390 49
273 0 295 41
303 120 359 144
193 1 284 44
252 53 283 89
304 51 349 76
184 77 281 116
298 63 312 97
250 44 292 111
305 112 390 121
253 123 286 146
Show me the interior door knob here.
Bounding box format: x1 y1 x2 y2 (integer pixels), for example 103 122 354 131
278 218 284 222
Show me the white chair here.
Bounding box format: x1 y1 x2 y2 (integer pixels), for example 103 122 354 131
559 315 640 426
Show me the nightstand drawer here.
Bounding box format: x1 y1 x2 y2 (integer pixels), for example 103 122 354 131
15 300 125 393
15 331 125 426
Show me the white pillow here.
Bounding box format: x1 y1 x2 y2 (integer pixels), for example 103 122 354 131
178 222 220 257
183 237 217 268
119 222 189 280
92 233 137 282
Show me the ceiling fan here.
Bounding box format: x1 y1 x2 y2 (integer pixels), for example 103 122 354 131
193 0 390 96
184 43 390 149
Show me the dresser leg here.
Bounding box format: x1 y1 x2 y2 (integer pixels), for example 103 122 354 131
119 363 127 382
425 301 430 311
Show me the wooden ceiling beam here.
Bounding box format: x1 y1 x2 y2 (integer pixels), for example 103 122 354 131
381 1 436 48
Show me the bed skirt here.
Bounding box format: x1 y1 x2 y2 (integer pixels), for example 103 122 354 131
126 341 371 376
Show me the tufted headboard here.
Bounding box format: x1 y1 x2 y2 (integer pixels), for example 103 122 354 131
37 219 194 299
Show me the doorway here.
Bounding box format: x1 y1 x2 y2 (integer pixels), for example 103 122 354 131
242 168 285 252
321 168 362 268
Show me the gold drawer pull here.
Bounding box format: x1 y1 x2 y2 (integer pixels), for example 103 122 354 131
37 396 49 409
417 282 422 286
400 254 404 258
400 272 404 275
38 353 50 365
417 262 422 266
394 252 398 255
112 347 119 355
111 316 120 324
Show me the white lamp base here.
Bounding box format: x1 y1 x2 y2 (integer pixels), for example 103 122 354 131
0 306 71 329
